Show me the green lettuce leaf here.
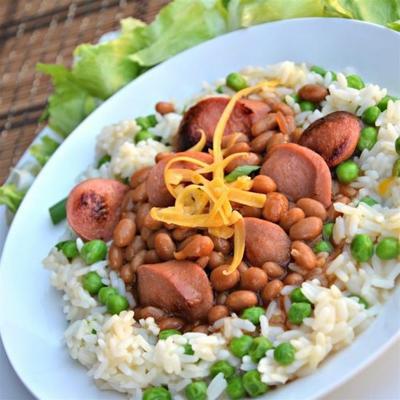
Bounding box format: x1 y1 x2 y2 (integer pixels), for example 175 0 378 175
324 0 400 29
129 0 228 66
0 184 27 213
228 0 324 28
29 135 60 166
73 18 148 99
36 64 98 138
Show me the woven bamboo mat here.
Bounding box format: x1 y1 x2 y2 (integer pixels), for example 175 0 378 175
0 0 170 184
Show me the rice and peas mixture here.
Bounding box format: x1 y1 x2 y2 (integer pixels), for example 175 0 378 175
43 61 400 399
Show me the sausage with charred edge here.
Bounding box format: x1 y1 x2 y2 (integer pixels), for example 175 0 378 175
67 178 129 241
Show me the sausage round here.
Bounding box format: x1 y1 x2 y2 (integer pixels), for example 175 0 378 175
298 111 362 167
260 143 332 207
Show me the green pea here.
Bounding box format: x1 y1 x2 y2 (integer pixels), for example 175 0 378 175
216 85 224 94
377 95 399 111
229 335 254 358
98 286 118 305
290 288 310 304
184 343 194 355
299 101 316 112
362 106 380 125
347 74 365 90
395 137 400 155
350 234 374 262
323 222 334 240
226 375 246 399
210 360 235 379
375 237 399 260
336 160 359 184
135 130 156 143
136 114 157 129
350 294 370 309
143 387 171 400
242 370 269 397
359 196 378 207
274 342 296 365
82 271 104 295
310 65 327 77
288 302 312 325
97 154 111 168
185 381 207 400
56 240 79 260
290 93 300 103
106 294 129 315
241 306 264 325
249 337 274 363
226 72 248 91
314 240 333 254
80 240 107 265
392 159 400 177
357 127 378 151
159 329 181 340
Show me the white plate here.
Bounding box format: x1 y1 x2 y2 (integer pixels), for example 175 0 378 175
0 18 399 400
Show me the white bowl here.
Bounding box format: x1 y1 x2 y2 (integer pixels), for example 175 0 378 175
0 18 399 400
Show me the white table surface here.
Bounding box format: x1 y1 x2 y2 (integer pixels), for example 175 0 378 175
1 206 399 399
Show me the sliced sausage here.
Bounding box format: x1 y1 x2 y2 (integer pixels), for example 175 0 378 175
146 151 213 207
137 260 213 321
298 111 362 167
260 143 332 207
67 178 128 241
177 97 270 149
244 217 291 266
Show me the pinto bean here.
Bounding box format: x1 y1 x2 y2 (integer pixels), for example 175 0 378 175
130 167 151 189
136 203 152 230
266 132 287 152
172 227 196 242
276 111 295 136
290 127 303 143
250 131 275 153
158 317 185 331
113 218 136 247
283 272 304 286
135 306 165 321
131 182 148 203
252 113 278 136
208 305 230 324
154 232 176 261
298 84 328 103
261 261 285 279
120 211 136 222
224 142 251 157
210 265 240 291
143 213 163 230
140 226 152 242
235 204 262 218
196 256 210 269
208 251 226 269
156 101 175 115
338 184 358 198
262 192 289 223
251 175 277 194
211 236 231 255
175 235 214 260
272 102 294 116
280 208 305 232
225 152 260 173
240 267 268 291
192 325 209 334
289 216 323 241
261 280 283 303
131 249 146 272
144 250 160 264
120 263 135 284
291 241 317 270
296 198 327 220
226 290 258 312
221 133 249 148
108 244 123 270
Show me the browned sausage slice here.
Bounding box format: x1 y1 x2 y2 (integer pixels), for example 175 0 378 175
244 217 291 266
137 260 213 321
298 111 362 167
177 97 270 149
146 151 213 207
260 143 332 207
67 178 129 241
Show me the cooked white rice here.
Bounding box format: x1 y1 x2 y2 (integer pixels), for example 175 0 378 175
43 61 400 398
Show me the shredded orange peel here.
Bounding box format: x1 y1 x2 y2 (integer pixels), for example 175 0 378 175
150 80 279 274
